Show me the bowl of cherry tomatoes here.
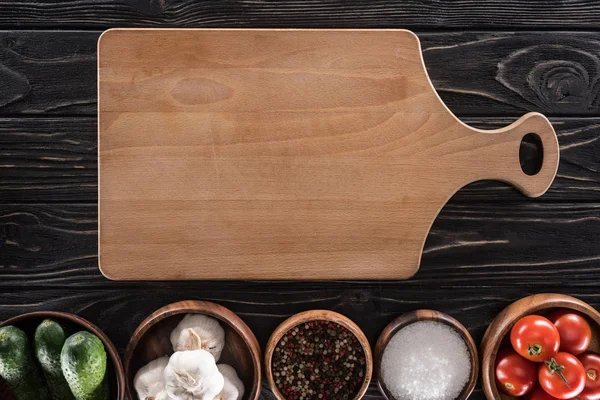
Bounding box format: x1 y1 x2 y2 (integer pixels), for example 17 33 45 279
481 293 600 400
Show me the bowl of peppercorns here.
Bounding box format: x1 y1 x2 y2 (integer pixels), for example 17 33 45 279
265 310 373 400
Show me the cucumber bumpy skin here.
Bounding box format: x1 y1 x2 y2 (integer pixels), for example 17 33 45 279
0 325 50 400
34 319 76 400
61 331 108 400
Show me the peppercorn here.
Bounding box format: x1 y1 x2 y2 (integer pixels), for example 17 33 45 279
272 320 366 400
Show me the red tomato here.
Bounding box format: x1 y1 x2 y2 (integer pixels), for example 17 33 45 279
578 390 600 400
538 352 586 399
525 385 563 400
512 315 561 362
577 352 600 400
548 309 592 355
496 349 538 396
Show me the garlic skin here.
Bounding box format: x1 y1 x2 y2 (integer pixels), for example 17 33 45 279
134 356 170 400
215 364 244 400
153 391 170 400
170 314 225 361
164 350 224 400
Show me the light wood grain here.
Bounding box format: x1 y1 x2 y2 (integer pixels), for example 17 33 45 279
98 29 559 280
264 309 373 400
2 117 597 203
480 294 600 400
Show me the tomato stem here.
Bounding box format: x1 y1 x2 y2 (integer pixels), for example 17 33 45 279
545 358 571 389
528 344 543 357
588 369 598 381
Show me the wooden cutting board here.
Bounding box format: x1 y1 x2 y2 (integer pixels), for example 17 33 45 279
98 29 559 280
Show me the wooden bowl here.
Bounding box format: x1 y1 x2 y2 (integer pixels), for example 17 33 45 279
374 310 479 400
0 311 125 400
124 300 261 400
481 293 600 400
264 309 373 400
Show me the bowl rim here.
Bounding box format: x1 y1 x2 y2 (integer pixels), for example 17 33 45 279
0 310 125 400
264 309 373 400
480 293 600 400
373 309 479 400
123 300 262 400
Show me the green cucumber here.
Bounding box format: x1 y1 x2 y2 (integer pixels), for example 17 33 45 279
34 319 75 400
0 325 50 400
61 331 108 400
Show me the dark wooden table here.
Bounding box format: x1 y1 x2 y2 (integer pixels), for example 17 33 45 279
1 2 599 399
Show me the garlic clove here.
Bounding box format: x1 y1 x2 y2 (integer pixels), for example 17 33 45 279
170 314 225 361
215 364 245 400
134 356 170 400
164 350 224 400
154 390 170 400
179 328 203 351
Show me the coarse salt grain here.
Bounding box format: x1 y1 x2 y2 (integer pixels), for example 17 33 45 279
381 321 471 400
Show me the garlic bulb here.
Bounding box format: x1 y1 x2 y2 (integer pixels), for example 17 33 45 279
134 356 170 400
214 364 244 400
164 350 224 400
170 314 225 361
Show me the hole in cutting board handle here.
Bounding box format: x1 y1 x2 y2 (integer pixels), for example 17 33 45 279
520 133 544 176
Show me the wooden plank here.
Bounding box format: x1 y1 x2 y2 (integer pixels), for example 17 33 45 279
0 1 599 29
2 117 597 203
0 203 99 285
421 32 600 116
2 31 600 116
2 201 599 286
0 118 97 202
1 285 599 400
0 31 98 114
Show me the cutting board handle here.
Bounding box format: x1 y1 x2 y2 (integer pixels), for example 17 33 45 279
468 112 559 198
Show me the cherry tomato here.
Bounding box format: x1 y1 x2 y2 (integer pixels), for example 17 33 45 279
578 390 600 400
496 349 537 396
576 352 600 400
512 315 561 362
525 385 563 400
548 309 592 355
538 352 586 399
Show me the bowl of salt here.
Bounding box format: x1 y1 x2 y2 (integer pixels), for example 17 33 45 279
374 309 479 400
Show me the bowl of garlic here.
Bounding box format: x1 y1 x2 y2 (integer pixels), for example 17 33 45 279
124 300 262 400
